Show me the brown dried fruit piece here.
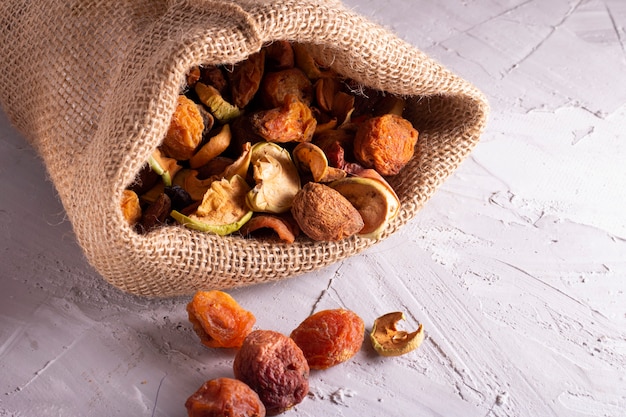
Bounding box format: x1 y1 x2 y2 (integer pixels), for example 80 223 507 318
239 214 300 244
233 330 309 415
162 95 204 161
290 309 364 370
370 311 425 357
229 50 265 108
291 182 364 241
185 377 266 417
186 290 256 349
353 113 419 176
138 192 171 233
250 94 317 143
260 67 313 109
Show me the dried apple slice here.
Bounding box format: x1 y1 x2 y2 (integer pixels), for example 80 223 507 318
370 312 424 357
195 82 242 123
189 124 232 169
149 148 181 187
292 142 346 183
329 176 400 239
246 142 300 213
171 175 253 236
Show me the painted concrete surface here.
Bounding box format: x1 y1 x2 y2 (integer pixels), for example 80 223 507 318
1 1 625 416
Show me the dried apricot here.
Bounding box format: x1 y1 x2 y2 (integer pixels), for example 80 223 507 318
290 309 364 370
233 330 309 415
250 94 317 143
187 290 256 349
185 377 266 417
162 95 205 161
353 113 418 176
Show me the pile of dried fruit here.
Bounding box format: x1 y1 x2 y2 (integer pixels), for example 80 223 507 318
183 290 424 416
123 41 419 242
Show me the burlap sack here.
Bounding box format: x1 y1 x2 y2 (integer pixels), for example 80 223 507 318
0 0 488 296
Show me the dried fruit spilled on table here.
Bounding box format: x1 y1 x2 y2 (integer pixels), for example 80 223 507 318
124 41 419 242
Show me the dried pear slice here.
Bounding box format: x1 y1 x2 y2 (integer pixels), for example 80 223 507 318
148 148 181 187
246 142 300 213
195 82 242 123
370 312 424 357
171 175 253 236
329 176 400 239
189 124 232 169
292 142 346 183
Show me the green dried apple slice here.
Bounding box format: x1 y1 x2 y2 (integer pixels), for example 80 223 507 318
148 148 181 187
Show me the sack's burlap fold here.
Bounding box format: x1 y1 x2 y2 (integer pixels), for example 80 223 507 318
0 0 489 296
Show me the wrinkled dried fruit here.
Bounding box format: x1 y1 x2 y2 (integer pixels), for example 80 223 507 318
187 290 256 349
290 309 364 370
291 182 364 241
185 377 266 417
120 189 142 226
164 185 194 212
139 192 171 233
260 68 313 109
353 114 418 176
264 40 294 71
233 330 309 415
229 50 265 108
329 176 400 240
250 94 316 143
370 311 425 357
199 65 229 95
292 43 323 80
239 214 300 244
162 95 205 161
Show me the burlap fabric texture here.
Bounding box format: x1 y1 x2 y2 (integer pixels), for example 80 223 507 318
0 0 489 296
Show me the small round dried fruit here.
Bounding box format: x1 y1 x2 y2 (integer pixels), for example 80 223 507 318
186 290 256 349
185 377 266 417
233 330 309 415
291 182 364 241
290 309 364 370
353 113 418 176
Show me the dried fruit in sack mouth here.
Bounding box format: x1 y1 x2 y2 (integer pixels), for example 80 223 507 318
120 189 142 226
186 290 256 349
239 213 300 244
370 311 425 357
259 67 313 109
250 94 317 143
290 182 364 241
329 176 400 240
171 175 253 236
161 95 205 161
233 330 309 415
353 113 419 176
292 142 346 183
185 377 266 417
290 309 364 370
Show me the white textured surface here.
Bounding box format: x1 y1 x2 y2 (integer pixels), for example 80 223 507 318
1 1 625 416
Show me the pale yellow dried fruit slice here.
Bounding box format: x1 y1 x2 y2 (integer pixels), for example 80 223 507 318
171 175 253 236
329 176 400 239
370 312 424 357
149 148 181 187
195 82 242 123
246 142 300 213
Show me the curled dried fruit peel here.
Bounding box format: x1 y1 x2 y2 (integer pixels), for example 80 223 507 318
370 312 424 357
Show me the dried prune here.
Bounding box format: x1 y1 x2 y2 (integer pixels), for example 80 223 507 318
233 330 309 415
353 114 418 176
290 309 364 370
185 377 266 417
187 290 256 349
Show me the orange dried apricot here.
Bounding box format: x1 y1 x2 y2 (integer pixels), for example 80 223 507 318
290 309 364 370
162 95 204 161
187 290 256 349
185 377 266 417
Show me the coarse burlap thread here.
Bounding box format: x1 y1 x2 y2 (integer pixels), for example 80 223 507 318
0 0 489 296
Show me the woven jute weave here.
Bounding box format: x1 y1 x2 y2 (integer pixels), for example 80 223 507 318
0 0 489 296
